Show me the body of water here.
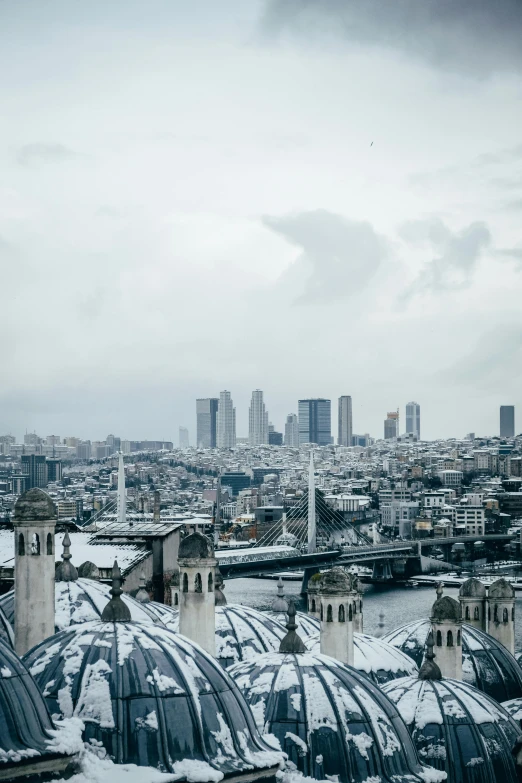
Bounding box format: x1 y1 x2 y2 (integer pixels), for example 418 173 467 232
224 577 522 653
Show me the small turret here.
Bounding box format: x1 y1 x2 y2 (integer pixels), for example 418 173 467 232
272 577 288 613
458 578 486 631
135 574 151 604
488 578 515 655
431 594 462 680
279 599 306 654
317 568 356 666
418 630 442 681
55 532 78 583
178 532 217 655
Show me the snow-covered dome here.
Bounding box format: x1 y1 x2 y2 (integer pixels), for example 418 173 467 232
164 605 287 668
228 648 442 782
266 610 319 640
23 588 284 777
383 618 522 702
0 604 13 649
0 638 81 777
0 579 167 633
502 697 522 722
305 631 419 684
383 674 521 782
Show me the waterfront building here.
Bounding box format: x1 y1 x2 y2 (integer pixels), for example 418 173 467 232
196 397 219 448
405 401 420 439
248 389 269 445
338 395 353 446
216 390 236 448
298 398 331 445
501 405 515 438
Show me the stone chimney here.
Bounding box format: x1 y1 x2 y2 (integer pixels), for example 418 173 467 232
487 578 515 655
317 568 356 666
13 488 57 655
431 594 462 680
458 577 486 631
178 532 217 655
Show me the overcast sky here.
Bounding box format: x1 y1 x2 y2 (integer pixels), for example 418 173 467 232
1 0 521 443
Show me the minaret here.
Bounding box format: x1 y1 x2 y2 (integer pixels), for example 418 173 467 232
55 532 78 582
13 488 57 655
279 599 306 654
431 594 462 680
317 568 356 666
117 452 126 525
101 561 131 622
178 532 217 655
272 577 288 613
487 578 515 655
458 578 486 631
308 451 316 554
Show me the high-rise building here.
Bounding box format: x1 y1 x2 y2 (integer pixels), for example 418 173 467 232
405 401 421 439
21 454 47 489
338 396 353 446
179 426 190 448
46 459 62 483
285 414 299 447
384 411 399 440
268 431 283 446
217 391 236 449
500 406 515 438
248 390 269 445
196 398 219 448
298 399 331 445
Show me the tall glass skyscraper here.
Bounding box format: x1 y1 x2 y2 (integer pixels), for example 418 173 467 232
217 391 236 449
298 399 331 445
338 396 353 446
248 390 269 445
500 405 515 438
405 401 420 439
196 398 219 448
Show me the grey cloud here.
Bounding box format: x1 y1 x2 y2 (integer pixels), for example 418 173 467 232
16 143 78 166
399 217 491 300
443 326 522 388
261 0 522 75
412 144 522 188
263 209 388 305
497 247 522 266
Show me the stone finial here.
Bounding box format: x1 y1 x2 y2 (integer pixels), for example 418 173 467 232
435 581 444 600
375 612 385 639
279 599 306 654
272 577 289 613
215 568 227 606
419 631 442 681
135 574 150 603
101 561 131 622
55 532 78 582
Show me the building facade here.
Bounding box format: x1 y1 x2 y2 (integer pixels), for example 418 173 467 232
284 414 299 447
338 396 353 446
500 405 515 438
405 401 420 439
196 398 219 448
298 399 331 446
384 412 399 440
20 454 47 489
248 390 269 445
216 391 236 449
179 427 189 449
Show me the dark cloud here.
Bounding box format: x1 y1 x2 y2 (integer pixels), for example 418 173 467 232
16 143 78 166
263 209 388 304
399 217 491 300
261 0 522 75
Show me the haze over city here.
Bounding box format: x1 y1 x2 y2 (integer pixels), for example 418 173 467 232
1 0 521 441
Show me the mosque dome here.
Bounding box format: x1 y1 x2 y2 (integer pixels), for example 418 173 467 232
23 620 283 777
228 648 443 782
502 697 522 722
383 618 522 702
0 637 80 777
0 605 14 649
266 610 319 640
305 631 419 684
383 674 521 783
164 605 287 668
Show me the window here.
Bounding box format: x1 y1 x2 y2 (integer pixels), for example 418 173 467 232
465 606 470 620
195 573 202 593
503 608 509 623
208 573 213 592
436 631 442 647
174 592 179 606
326 605 333 622
320 603 323 621
474 606 479 621
18 533 25 556
349 604 353 621
494 605 498 623
457 630 461 646
311 598 316 613
182 573 188 593
46 533 53 555
512 607 515 621
31 533 40 555
338 605 345 622
447 630 453 647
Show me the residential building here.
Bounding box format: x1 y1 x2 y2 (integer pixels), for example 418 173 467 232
440 470 463 487
21 454 47 489
221 472 251 497
384 411 399 440
500 405 515 438
338 396 353 446
179 427 189 449
196 398 219 448
405 401 420 439
455 506 485 537
248 390 269 445
217 391 236 448
298 399 331 445
284 414 299 447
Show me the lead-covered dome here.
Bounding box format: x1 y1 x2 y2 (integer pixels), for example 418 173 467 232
502 697 522 722
0 605 14 649
383 618 522 702
24 621 283 777
383 675 521 783
0 638 81 776
228 650 443 783
0 579 166 633
266 611 319 641
306 631 419 684
165 605 287 668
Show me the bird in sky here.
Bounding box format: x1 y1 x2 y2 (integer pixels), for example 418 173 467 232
370 141 374 146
